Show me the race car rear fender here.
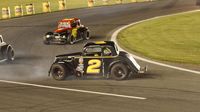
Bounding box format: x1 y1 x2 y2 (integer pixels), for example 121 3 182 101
1 44 13 56
108 59 138 77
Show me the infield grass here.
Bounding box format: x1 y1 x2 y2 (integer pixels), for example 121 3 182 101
117 11 200 64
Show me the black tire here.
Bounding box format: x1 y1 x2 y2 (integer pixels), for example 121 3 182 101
2 45 15 61
44 32 53 44
51 63 69 80
61 40 67 45
2 46 7 59
110 63 128 80
69 36 75 45
84 31 90 40
7 46 15 61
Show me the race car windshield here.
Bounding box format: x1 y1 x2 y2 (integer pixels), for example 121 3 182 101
85 47 101 53
58 22 70 28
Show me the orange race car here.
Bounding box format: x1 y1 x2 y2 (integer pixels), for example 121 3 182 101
43 18 90 45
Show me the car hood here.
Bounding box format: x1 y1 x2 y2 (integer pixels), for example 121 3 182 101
54 28 71 33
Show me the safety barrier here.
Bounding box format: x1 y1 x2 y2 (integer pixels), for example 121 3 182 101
59 0 66 10
88 0 95 7
0 0 156 20
14 5 23 17
26 4 35 15
103 0 109 5
116 0 123 4
2 7 11 19
43 1 51 12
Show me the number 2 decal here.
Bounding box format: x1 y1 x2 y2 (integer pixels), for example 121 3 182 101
86 59 101 74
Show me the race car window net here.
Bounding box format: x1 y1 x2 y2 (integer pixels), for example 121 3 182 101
103 45 117 56
103 47 113 56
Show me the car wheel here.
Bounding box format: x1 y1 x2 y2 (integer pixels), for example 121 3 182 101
84 31 90 40
51 63 68 80
2 45 15 61
62 40 67 44
110 63 128 80
6 46 15 61
69 36 75 45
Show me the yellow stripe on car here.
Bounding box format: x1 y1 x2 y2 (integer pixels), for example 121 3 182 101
95 41 106 44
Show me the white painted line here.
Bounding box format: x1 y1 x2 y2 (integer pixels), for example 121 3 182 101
0 80 146 100
0 59 7 63
111 10 200 75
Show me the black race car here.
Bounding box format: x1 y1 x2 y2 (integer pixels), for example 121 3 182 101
49 41 147 80
0 35 15 61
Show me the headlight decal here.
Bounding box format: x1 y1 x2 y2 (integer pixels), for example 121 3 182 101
46 35 50 38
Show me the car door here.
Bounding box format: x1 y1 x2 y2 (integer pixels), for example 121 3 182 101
82 46 104 76
83 57 103 76
101 46 118 76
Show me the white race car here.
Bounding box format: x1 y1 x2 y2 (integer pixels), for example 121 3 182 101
0 35 15 61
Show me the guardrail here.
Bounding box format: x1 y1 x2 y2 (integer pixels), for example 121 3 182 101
14 5 23 17
0 0 155 20
2 7 11 19
25 4 35 15
59 0 66 10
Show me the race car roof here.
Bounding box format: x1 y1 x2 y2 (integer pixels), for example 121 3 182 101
59 18 80 23
84 41 116 48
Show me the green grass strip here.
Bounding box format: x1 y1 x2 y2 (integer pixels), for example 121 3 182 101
117 11 200 64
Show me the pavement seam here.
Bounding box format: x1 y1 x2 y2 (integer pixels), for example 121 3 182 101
111 10 200 75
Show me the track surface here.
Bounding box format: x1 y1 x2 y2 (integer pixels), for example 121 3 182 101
0 0 200 112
